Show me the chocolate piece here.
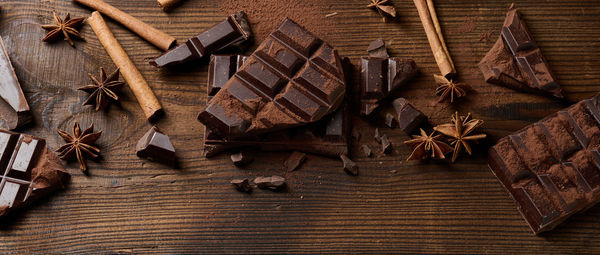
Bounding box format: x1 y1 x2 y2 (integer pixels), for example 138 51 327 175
367 38 389 58
479 6 563 99
381 134 393 154
385 112 398 129
150 12 252 68
392 98 428 135
254 175 286 190
230 151 253 166
0 130 70 217
340 154 358 176
284 151 307 172
208 55 247 97
0 37 32 130
136 126 177 167
488 94 600 234
374 128 382 143
230 178 252 193
361 144 372 157
198 18 346 139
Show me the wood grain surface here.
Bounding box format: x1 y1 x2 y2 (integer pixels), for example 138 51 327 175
0 0 599 253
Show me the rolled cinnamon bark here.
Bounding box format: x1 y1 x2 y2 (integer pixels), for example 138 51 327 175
88 11 163 122
157 0 181 11
74 0 176 51
413 0 455 77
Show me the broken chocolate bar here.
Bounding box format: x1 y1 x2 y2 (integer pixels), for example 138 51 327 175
136 126 177 167
254 175 286 190
392 98 428 135
208 55 247 97
150 11 252 68
198 18 346 139
0 36 32 130
0 129 70 217
488 94 600 234
479 6 563 99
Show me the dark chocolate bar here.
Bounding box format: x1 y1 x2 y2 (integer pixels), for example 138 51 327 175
0 130 70 217
136 126 177 167
198 18 346 139
208 55 247 97
479 6 563 99
150 11 252 68
0 36 32 130
488 94 600 234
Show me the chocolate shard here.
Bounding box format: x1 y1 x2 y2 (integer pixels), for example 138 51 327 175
479 6 563 99
0 37 32 130
0 130 70 217
340 154 358 176
284 151 307 172
381 134 393 154
198 18 346 139
361 144 372 157
488 94 600 234
254 175 286 190
392 98 428 135
231 178 252 193
230 151 253 166
150 11 252 68
367 38 389 58
136 126 177 167
384 112 398 129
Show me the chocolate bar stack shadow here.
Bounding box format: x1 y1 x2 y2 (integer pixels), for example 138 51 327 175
199 19 352 160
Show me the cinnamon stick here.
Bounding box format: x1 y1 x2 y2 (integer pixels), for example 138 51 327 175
74 0 176 51
88 11 163 122
157 0 181 11
413 0 455 77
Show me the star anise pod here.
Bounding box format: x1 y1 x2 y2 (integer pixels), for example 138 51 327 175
367 0 397 21
41 11 86 47
56 122 102 172
78 67 124 111
404 128 452 161
434 74 471 103
434 112 487 162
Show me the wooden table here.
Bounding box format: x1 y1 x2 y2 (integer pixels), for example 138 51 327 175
1 0 599 253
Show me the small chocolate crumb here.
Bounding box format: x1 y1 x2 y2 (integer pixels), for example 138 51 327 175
361 144 373 157
231 179 252 193
352 128 362 141
367 38 389 58
284 151 307 172
254 176 286 190
385 113 398 129
231 151 253 166
340 154 358 176
381 134 393 154
374 128 382 143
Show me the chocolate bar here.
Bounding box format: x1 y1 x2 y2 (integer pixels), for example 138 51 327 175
0 36 32 130
136 126 177 167
0 130 70 217
150 11 252 68
488 94 600 234
198 18 346 139
479 6 563 99
392 98 428 135
202 55 350 158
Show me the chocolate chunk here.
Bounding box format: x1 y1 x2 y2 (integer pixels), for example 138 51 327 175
374 128 382 143
367 38 389 58
381 134 393 154
385 112 398 129
254 175 286 190
284 151 307 172
150 11 252 68
230 178 252 193
488 94 600 234
136 126 177 167
392 98 428 134
361 144 372 157
479 6 563 99
0 37 32 130
230 151 253 166
340 154 358 176
0 130 70 217
198 18 346 139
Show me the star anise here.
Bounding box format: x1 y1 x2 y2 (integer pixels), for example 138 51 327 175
367 0 397 21
434 112 487 162
56 122 102 172
41 11 86 47
434 74 471 103
404 128 452 161
78 67 124 111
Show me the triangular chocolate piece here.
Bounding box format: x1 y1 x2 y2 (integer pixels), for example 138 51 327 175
0 36 32 130
136 126 177 167
0 130 70 217
479 6 563 99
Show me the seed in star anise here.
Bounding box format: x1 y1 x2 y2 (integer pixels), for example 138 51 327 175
41 11 86 47
434 74 471 103
78 67 124 111
367 0 397 21
56 122 102 172
434 112 486 162
404 128 452 161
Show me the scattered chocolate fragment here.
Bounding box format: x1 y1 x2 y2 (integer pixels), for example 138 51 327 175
150 11 252 68
0 129 70 217
230 151 253 167
489 94 600 234
254 176 286 190
392 98 427 135
41 11 85 47
385 112 398 129
479 6 563 99
284 151 307 172
367 38 389 58
381 134 393 154
374 128 382 143
340 154 358 176
136 126 177 168
56 122 102 172
230 178 252 193
0 37 32 130
361 144 372 157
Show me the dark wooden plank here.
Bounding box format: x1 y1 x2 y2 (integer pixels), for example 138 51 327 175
0 0 599 253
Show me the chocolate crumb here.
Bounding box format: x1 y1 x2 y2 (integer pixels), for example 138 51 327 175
231 151 254 166
231 179 252 193
284 151 307 172
361 144 373 157
385 113 398 129
381 134 393 154
374 128 382 143
254 176 286 190
341 154 358 176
